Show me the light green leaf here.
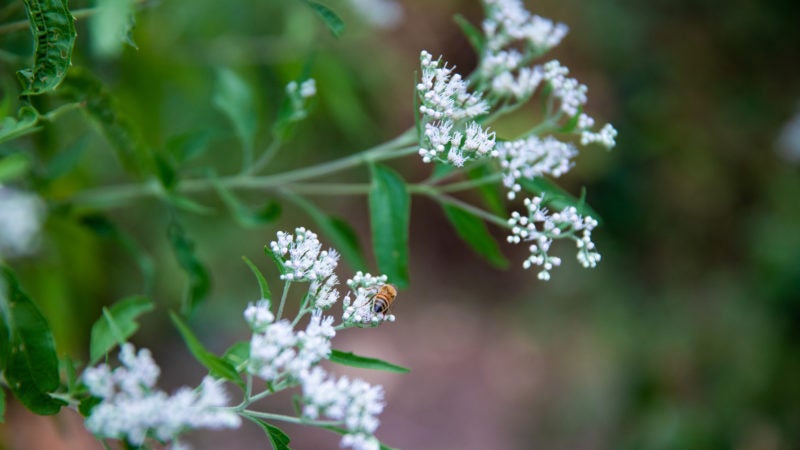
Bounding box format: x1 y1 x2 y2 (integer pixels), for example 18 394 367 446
44 134 88 181
242 256 271 300
454 14 485 55
222 341 250 368
519 177 602 224
289 194 367 271
329 349 409 373
369 164 410 288
0 106 41 145
169 312 243 387
214 68 258 168
0 153 31 183
0 265 65 415
256 420 292 450
89 0 137 57
17 0 77 95
304 1 344 37
89 296 154 365
442 204 509 268
166 129 217 163
167 221 211 317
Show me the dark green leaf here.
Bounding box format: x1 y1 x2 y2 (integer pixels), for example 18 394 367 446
17 0 77 95
59 69 153 177
165 193 216 215
166 129 216 163
305 1 344 37
264 245 288 276
467 164 506 217
0 386 5 423
0 106 41 144
154 153 178 189
442 204 509 269
89 0 137 57
1 266 65 415
369 164 410 288
89 296 154 365
78 395 102 417
0 153 31 183
167 221 211 316
211 176 281 227
454 14 485 55
214 68 258 168
256 420 292 450
519 177 602 224
169 312 243 387
44 134 88 181
242 256 271 300
222 341 250 368
288 195 367 271
329 349 410 373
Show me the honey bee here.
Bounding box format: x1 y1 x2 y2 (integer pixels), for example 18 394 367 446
371 284 398 314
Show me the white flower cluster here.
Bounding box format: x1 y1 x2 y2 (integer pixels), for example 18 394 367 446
286 78 316 99
82 344 240 446
246 299 335 381
269 227 339 282
482 0 569 53
496 136 578 200
507 196 600 280
0 187 45 258
343 271 395 325
300 367 385 450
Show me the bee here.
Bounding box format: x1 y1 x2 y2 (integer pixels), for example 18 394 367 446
371 284 398 315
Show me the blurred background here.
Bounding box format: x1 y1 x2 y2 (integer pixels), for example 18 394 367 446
1 0 799 449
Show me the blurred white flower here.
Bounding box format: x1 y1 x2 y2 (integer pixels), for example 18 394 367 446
345 0 403 29
248 319 298 381
83 344 240 445
482 0 569 53
777 108 800 163
0 187 45 259
244 299 275 332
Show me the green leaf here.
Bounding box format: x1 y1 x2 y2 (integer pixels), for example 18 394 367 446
242 256 271 300
264 245 288 276
222 341 250 368
321 426 398 450
467 165 506 217
369 164 410 288
329 349 410 373
454 14 485 55
89 0 137 57
166 129 216 163
304 1 344 37
256 420 292 450
211 176 281 228
0 106 41 145
167 221 211 316
17 0 77 95
0 386 5 423
519 177 602 224
79 214 155 293
169 312 243 387
429 161 456 182
44 134 88 181
289 195 367 271
442 204 509 269
0 266 65 415
59 69 152 177
78 395 102 417
165 193 216 215
0 153 31 183
89 296 154 365
214 68 258 168
558 106 582 133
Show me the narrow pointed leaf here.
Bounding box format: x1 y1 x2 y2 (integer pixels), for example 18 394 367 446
0 387 5 423
0 106 41 144
369 164 410 288
242 256 271 300
222 341 250 368
329 349 409 373
45 134 88 181
167 222 211 316
255 420 292 450
467 165 506 217
305 1 344 37
442 204 509 268
17 0 77 95
169 312 243 387
264 245 288 276
89 296 154 365
1 266 65 415
454 14 485 54
214 68 258 168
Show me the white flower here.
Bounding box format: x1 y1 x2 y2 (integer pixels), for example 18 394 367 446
269 227 339 282
309 273 340 310
244 299 275 331
83 344 240 445
482 0 569 52
342 272 394 326
248 320 298 381
300 367 385 450
345 0 403 29
496 136 578 200
286 310 336 375
418 119 496 167
490 65 544 100
417 51 489 122
542 60 587 117
507 196 600 279
299 79 316 98
581 123 618 149
0 187 45 258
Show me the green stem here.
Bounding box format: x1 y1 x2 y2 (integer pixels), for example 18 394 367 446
425 191 509 228
241 410 341 427
436 173 503 193
276 280 291 320
247 138 283 175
